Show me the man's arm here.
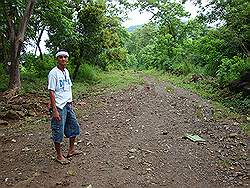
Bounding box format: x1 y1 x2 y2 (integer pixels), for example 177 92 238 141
49 90 61 121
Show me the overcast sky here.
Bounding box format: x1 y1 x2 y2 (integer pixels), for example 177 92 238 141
122 1 202 27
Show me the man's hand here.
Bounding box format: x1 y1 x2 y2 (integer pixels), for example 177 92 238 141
53 110 61 121
49 90 61 121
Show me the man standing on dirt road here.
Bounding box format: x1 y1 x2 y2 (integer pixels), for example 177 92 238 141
48 49 81 164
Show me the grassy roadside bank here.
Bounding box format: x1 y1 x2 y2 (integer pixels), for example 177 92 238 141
20 69 144 99
72 70 144 99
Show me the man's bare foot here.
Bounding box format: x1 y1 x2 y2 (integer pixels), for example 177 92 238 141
66 150 82 158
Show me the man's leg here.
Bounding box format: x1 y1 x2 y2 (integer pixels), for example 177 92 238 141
55 142 64 160
51 107 70 163
68 136 76 155
65 104 81 157
67 136 82 157
54 142 70 164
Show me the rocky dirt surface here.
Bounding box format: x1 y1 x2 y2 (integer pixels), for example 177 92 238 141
0 76 249 188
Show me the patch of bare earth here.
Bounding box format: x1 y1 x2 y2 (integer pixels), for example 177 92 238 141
0 76 249 188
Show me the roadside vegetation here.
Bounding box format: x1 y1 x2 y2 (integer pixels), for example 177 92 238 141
0 0 249 134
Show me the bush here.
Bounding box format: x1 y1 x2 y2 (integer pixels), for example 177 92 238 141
125 54 138 68
99 47 127 70
138 44 157 69
171 58 205 76
172 62 190 75
157 57 173 71
216 56 250 85
21 53 56 78
76 63 99 84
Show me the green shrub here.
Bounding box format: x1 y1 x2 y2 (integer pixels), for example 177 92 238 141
21 53 56 78
138 44 157 69
125 54 138 68
106 62 125 71
157 57 173 71
171 62 192 75
76 63 99 84
21 77 47 94
171 60 205 76
216 56 250 85
99 47 127 70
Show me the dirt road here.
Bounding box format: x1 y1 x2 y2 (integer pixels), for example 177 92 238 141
0 76 248 187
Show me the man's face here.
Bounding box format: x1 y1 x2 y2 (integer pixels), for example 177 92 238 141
57 55 68 66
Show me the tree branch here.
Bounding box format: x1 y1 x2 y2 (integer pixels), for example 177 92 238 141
4 1 15 43
17 0 37 43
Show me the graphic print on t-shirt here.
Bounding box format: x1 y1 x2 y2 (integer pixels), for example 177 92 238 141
59 77 70 91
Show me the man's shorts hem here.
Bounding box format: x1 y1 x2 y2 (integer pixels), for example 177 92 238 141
67 134 80 139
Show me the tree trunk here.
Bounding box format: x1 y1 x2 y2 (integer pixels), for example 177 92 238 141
36 26 45 60
8 38 22 90
38 45 43 60
5 0 37 91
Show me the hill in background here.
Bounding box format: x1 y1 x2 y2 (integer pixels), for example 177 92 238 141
127 24 142 32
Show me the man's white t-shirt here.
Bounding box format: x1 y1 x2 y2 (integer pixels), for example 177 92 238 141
48 67 73 109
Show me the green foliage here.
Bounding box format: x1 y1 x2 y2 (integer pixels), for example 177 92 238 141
42 0 76 51
200 0 249 57
179 29 227 76
171 62 196 76
77 2 106 64
216 57 250 85
45 1 129 76
125 54 139 68
138 44 157 69
222 96 250 114
99 47 127 70
76 63 99 84
21 77 47 94
21 53 56 78
125 2 193 72
126 23 158 56
1 0 136 86
126 0 249 85
240 122 250 136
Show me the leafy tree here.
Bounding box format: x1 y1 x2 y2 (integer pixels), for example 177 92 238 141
0 0 76 91
127 1 191 70
44 0 131 78
185 0 249 57
126 23 158 57
27 0 75 60
0 0 37 92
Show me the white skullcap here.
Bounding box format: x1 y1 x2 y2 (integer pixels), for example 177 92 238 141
55 51 69 58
